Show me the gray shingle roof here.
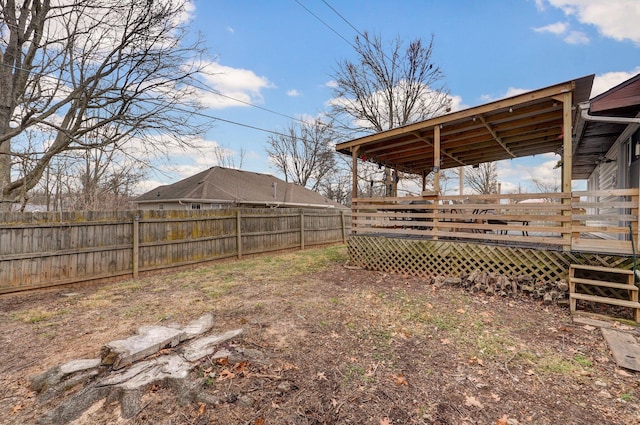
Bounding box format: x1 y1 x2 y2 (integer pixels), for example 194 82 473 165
134 167 346 209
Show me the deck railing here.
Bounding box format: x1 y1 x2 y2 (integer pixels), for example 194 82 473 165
351 188 639 255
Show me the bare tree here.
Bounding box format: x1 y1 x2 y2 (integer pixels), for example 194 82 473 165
328 32 451 202
330 32 450 134
266 119 336 191
531 176 560 193
465 163 498 195
213 144 246 169
0 0 209 211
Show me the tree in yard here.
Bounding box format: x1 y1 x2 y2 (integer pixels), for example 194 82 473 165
328 32 451 201
266 119 336 192
0 0 208 211
330 32 451 134
465 162 499 195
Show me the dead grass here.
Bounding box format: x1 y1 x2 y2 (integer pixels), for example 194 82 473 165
1 244 639 425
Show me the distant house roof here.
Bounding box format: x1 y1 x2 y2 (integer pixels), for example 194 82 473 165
134 167 347 209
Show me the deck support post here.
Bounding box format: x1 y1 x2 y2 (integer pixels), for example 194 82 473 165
433 125 441 240
562 91 573 250
351 146 359 201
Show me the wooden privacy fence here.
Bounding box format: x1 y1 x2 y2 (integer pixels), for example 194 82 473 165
0 208 351 294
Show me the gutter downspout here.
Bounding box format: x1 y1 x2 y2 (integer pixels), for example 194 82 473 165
579 103 640 124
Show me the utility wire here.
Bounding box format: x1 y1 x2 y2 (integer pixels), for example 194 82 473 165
293 0 357 50
320 0 367 40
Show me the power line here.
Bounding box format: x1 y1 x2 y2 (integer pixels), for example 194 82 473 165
293 0 356 50
320 0 367 40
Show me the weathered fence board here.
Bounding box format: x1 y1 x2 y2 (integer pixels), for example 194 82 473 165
0 208 350 294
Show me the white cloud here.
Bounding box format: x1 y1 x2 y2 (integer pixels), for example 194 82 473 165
591 66 640 97
198 62 275 109
495 154 561 193
545 0 640 44
479 87 530 103
447 94 468 112
325 80 339 89
564 30 589 44
227 26 235 33
287 89 302 97
533 21 568 34
534 0 546 11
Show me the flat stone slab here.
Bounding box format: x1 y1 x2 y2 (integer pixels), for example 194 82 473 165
181 328 244 362
102 326 186 370
601 328 640 372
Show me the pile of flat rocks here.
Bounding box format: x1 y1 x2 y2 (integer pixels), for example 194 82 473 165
30 313 252 424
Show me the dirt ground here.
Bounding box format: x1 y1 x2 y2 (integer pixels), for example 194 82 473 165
1 245 639 425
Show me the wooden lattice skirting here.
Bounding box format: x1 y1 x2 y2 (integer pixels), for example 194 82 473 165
348 236 634 282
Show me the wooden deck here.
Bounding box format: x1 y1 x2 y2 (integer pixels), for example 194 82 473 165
351 188 639 256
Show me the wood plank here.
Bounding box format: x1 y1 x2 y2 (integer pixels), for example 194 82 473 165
570 264 634 274
601 328 640 372
570 277 637 291
572 239 633 255
569 293 640 309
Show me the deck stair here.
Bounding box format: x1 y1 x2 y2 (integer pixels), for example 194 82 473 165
569 264 640 323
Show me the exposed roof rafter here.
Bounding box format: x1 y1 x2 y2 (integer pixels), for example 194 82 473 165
477 115 516 158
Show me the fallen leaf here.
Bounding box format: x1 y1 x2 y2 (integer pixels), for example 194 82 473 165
11 403 23 415
464 395 484 409
253 418 265 425
217 368 236 381
216 357 229 366
456 308 466 314
583 325 596 331
491 393 501 402
440 338 451 345
379 417 392 425
497 414 509 425
281 362 297 371
197 402 206 416
525 369 535 376
392 372 408 386
316 371 328 381
234 360 249 374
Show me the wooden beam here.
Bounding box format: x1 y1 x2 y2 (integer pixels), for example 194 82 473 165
477 115 517 158
412 131 468 167
351 146 359 201
562 91 573 193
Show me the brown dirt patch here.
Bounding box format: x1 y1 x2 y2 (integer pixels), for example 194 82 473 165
1 245 639 424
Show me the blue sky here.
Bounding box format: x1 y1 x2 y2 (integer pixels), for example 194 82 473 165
141 0 640 194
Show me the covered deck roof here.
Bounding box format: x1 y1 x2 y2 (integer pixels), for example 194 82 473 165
336 75 594 177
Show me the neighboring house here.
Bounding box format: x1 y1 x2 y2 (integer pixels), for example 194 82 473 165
133 166 347 210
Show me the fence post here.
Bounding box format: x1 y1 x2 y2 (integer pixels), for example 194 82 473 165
237 210 242 259
132 214 140 278
340 210 347 243
300 212 305 249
